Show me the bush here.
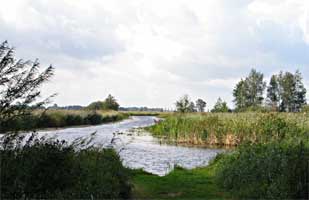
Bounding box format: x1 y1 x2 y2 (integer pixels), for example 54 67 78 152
215 141 309 199
0 134 132 199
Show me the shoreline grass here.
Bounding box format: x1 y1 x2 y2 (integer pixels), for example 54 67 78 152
147 112 309 146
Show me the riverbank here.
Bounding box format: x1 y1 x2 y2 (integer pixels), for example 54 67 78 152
132 159 231 200
0 110 130 133
145 112 309 199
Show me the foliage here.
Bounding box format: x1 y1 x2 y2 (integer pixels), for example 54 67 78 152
233 69 266 111
211 98 229 113
0 41 54 131
87 94 119 111
195 98 207 112
175 95 196 113
215 141 309 199
0 134 132 199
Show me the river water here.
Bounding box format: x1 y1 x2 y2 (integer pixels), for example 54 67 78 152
9 116 224 176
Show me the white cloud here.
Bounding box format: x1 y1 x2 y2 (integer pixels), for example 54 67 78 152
1 0 309 108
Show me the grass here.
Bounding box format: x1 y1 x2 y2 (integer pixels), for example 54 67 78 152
132 161 232 200
148 112 309 146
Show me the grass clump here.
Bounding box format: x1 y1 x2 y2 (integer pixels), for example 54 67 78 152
0 134 132 199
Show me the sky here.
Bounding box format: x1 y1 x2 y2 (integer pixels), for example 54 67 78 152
0 0 309 109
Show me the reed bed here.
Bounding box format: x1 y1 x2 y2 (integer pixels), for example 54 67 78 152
148 112 309 146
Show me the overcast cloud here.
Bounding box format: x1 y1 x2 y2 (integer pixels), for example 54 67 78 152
0 0 308 109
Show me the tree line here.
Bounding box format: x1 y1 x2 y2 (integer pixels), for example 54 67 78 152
233 69 307 112
175 69 307 113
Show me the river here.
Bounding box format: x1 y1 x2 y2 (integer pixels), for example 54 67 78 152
10 116 224 176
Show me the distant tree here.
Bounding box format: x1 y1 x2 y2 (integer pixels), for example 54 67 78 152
233 69 266 111
279 72 297 112
195 99 207 112
211 98 229 113
0 41 54 131
233 79 248 110
87 95 119 111
87 101 104 111
294 70 307 111
103 94 119 111
175 95 195 113
245 69 266 107
267 75 280 111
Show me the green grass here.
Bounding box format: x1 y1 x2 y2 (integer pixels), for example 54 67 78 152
148 112 309 146
132 162 232 200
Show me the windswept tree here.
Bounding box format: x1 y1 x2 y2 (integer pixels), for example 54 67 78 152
175 95 195 113
195 98 207 112
211 97 229 113
0 41 54 131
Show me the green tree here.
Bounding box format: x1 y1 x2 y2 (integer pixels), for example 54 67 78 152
278 72 297 112
195 99 207 112
245 69 266 107
233 69 266 111
267 75 280 111
0 41 54 132
233 79 248 110
87 101 105 111
294 70 307 112
103 94 119 111
211 97 229 113
175 95 195 113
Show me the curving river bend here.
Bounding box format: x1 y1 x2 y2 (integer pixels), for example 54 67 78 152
22 116 223 176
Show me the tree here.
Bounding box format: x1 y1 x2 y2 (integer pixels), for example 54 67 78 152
103 94 119 111
175 95 195 113
233 69 266 111
267 75 280 111
245 69 266 107
87 101 104 111
87 95 120 111
233 79 248 110
195 99 207 112
0 41 54 131
294 70 307 112
211 98 229 113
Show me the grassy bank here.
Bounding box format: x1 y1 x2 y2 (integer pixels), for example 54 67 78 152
148 112 309 146
1 110 129 133
132 161 231 200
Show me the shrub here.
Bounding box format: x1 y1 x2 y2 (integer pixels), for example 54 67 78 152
0 134 132 199
215 141 309 199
